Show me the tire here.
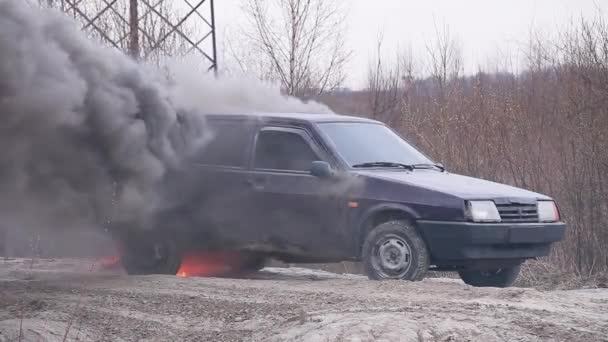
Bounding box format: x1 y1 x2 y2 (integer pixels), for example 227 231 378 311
458 265 521 288
362 220 430 281
120 235 182 275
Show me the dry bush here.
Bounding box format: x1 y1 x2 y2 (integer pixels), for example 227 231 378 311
516 260 608 290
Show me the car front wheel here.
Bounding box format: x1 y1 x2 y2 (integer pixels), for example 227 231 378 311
362 220 430 281
458 265 521 287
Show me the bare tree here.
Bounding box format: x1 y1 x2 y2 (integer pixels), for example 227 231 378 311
223 26 278 81
413 22 464 165
366 33 416 126
426 21 462 92
240 0 351 97
367 34 401 120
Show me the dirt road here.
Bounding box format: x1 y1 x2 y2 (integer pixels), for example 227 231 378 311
0 259 607 342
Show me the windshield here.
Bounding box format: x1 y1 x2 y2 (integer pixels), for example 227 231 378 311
318 122 432 167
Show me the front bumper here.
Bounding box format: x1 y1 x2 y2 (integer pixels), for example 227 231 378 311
417 220 566 261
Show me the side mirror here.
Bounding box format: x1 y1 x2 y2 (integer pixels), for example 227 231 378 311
310 161 334 178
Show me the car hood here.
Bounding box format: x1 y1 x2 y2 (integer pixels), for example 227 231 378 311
356 169 550 200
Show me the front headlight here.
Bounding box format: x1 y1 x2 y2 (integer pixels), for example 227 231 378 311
467 201 501 222
538 201 560 222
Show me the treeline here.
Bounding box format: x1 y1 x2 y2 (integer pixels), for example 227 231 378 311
324 16 608 275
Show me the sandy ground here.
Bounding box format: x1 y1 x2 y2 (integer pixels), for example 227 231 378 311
0 258 607 342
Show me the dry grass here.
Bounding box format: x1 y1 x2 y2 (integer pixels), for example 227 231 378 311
516 260 608 291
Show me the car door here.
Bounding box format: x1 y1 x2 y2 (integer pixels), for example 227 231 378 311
247 126 346 257
185 118 258 245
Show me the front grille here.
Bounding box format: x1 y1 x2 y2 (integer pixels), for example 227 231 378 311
496 203 538 223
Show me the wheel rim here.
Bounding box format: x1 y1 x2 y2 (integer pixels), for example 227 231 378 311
371 234 413 279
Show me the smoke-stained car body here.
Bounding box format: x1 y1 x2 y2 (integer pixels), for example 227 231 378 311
118 113 566 287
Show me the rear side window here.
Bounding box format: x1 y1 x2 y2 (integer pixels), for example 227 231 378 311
196 120 251 167
254 129 318 171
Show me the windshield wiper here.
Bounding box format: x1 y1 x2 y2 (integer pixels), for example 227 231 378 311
352 162 414 170
352 162 445 172
410 163 446 172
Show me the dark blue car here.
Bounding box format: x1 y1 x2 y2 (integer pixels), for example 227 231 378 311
118 113 566 287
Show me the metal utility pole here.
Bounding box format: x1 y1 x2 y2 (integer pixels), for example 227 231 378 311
129 0 140 59
54 0 217 71
210 0 218 74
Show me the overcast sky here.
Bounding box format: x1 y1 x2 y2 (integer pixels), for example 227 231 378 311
213 0 606 89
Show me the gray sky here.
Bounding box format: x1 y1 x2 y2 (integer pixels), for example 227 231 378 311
214 0 606 89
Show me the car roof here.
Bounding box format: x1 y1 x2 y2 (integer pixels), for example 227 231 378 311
205 112 382 125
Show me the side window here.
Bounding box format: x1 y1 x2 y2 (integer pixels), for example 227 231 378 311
254 129 319 171
196 120 251 167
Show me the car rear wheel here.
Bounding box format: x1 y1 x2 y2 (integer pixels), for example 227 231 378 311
458 265 521 287
362 220 430 281
120 235 182 275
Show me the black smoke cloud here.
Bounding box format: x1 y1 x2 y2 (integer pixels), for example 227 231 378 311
0 0 329 244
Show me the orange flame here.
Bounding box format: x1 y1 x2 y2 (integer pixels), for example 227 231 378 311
96 241 124 271
96 255 121 271
99 255 120 265
177 251 242 277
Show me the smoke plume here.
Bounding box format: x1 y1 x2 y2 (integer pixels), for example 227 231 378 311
0 0 330 248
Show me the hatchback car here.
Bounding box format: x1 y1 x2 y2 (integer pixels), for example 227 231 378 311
116 113 566 287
